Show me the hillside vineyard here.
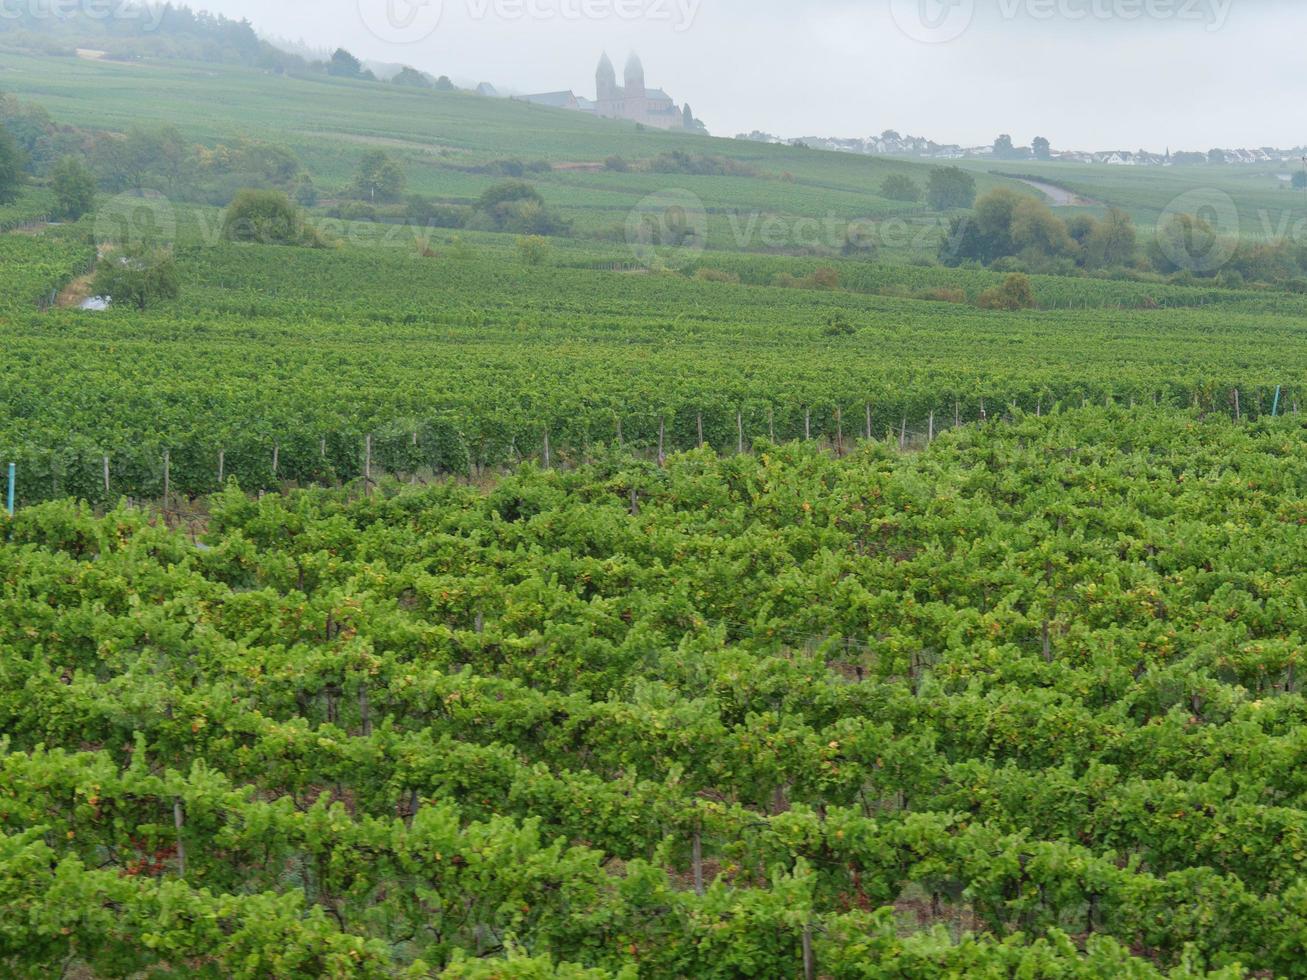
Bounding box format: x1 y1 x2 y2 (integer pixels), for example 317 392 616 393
3 21 1307 977
1 411 1304 976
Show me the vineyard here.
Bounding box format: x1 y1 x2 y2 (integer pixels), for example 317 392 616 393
0 232 1303 505
1 409 1303 976
2 31 1307 978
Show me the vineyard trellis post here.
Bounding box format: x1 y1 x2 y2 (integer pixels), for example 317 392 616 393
103 456 110 497
218 448 225 486
737 412 744 454
162 450 170 511
658 417 666 467
5 462 13 517
865 404 872 440
543 426 551 469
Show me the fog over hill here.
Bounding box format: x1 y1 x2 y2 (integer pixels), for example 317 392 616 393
183 0 1304 150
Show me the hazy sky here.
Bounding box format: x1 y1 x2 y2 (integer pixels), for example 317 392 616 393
190 0 1303 149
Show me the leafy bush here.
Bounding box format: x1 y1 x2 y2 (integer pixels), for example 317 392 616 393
926 166 976 210
91 246 180 310
694 267 740 284
650 151 755 177
222 189 327 247
516 235 550 266
773 267 840 291
346 150 406 203
406 195 471 229
822 312 858 336
881 174 921 203
977 273 1036 310
468 181 571 236
50 157 95 220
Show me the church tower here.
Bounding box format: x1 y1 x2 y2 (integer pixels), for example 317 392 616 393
596 52 618 103
624 53 646 99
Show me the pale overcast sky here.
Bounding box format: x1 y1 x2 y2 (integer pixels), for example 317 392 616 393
189 0 1303 150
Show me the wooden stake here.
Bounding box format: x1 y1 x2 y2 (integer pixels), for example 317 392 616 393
543 427 551 468
697 412 704 450
272 442 279 477
804 408 811 441
865 404 872 440
616 415 623 448
737 412 744 454
768 406 775 441
217 448 224 486
359 687 372 737
173 799 186 879
899 417 907 450
928 411 934 444
1233 388 1241 421
835 407 844 456
802 921 816 980
103 456 110 497
162 450 170 510
692 826 705 897
365 434 373 494
658 417 666 467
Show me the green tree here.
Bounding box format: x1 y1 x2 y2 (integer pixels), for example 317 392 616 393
1084 207 1137 268
993 134 1017 159
50 157 96 220
393 67 432 88
328 48 365 78
977 272 1036 310
0 124 23 204
91 247 181 310
880 174 921 203
1293 170 1307 191
927 166 977 210
517 235 550 266
1032 136 1051 161
223 188 325 247
351 151 406 202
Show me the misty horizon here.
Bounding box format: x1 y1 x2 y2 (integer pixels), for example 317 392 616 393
168 0 1305 153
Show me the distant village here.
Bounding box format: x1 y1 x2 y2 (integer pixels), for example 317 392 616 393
736 130 1307 168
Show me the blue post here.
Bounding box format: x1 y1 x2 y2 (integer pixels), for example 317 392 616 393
5 463 13 518
1271 386 1282 418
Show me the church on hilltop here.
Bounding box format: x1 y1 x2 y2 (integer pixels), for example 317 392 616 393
519 53 704 133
